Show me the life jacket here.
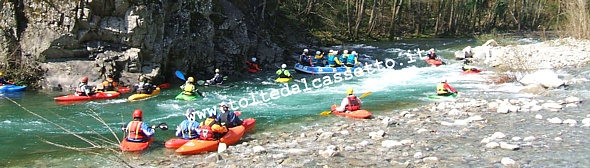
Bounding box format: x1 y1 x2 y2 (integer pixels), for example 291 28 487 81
247 61 260 72
199 119 218 140
213 74 223 83
327 55 336 66
345 95 361 111
182 83 195 95
346 54 356 65
278 69 290 78
182 121 198 139
126 121 145 141
340 54 348 64
137 82 152 93
103 81 117 91
436 83 448 94
76 82 87 95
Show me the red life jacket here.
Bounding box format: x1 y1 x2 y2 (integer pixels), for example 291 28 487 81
345 95 361 111
126 121 145 140
199 120 217 140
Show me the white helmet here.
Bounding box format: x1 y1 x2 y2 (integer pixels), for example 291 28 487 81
316 51 321 55
219 102 228 107
329 49 334 53
303 49 309 52
351 51 357 55
332 50 338 54
251 57 257 62
185 109 196 121
281 64 287 69
343 50 349 54
441 79 447 83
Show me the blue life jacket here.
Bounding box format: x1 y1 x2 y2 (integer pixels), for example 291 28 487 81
327 55 336 65
339 54 348 64
347 54 356 65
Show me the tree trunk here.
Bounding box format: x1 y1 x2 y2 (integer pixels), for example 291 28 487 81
353 0 366 40
366 0 378 36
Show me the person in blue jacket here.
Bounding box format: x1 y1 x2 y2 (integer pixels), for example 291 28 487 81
216 102 243 128
175 109 200 140
346 51 360 67
121 109 155 142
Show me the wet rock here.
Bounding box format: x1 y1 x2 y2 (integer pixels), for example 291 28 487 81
448 109 462 116
563 119 577 126
382 117 396 126
413 152 425 159
523 136 536 141
565 96 581 104
542 102 563 110
512 137 522 141
499 142 520 150
318 132 334 141
485 142 500 149
344 146 356 151
381 140 403 148
501 157 518 167
369 130 386 139
491 132 506 139
582 118 590 126
357 140 369 147
547 117 562 124
253 146 266 153
319 147 337 158
554 137 563 142
340 130 350 136
481 137 491 144
417 129 428 134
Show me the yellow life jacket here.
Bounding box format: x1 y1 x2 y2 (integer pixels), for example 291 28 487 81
436 83 448 94
183 84 195 95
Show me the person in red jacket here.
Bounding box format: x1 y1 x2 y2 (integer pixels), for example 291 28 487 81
121 109 155 142
335 88 363 112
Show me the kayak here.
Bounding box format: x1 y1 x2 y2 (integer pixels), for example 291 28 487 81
0 84 26 92
54 91 121 101
424 58 443 66
461 69 483 75
117 86 131 93
427 93 458 100
175 125 245 155
294 63 361 74
165 118 256 149
175 92 200 100
120 137 154 152
275 77 292 83
330 105 372 119
247 68 260 73
128 87 161 101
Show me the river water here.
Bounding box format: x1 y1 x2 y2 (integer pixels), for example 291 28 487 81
4 38 579 167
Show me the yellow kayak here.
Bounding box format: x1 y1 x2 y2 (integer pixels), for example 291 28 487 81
128 87 161 101
275 78 292 83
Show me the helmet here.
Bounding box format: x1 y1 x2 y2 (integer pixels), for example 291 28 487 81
344 50 349 54
251 57 257 62
303 49 309 52
185 109 196 121
430 48 435 53
281 64 287 69
219 102 228 107
346 88 354 95
0 72 3 76
316 51 321 55
215 69 220 73
187 77 194 82
81 76 89 83
351 51 357 55
332 50 338 54
441 79 447 83
329 50 334 53
132 109 143 118
107 78 114 82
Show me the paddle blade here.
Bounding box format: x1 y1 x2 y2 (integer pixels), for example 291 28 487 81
319 111 331 116
175 70 186 81
158 123 168 131
359 91 372 99
223 76 228 81
196 80 205 86
218 142 227 153
234 111 242 116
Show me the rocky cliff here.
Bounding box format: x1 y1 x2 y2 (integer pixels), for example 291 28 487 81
0 0 286 90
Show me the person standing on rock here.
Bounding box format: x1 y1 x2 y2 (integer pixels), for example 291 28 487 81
175 109 200 140
335 88 363 113
436 79 458 96
75 76 96 96
206 69 224 85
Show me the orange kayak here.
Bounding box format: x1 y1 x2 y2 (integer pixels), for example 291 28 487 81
165 118 255 149
424 58 443 66
120 137 154 152
175 126 245 155
461 69 483 75
330 105 372 119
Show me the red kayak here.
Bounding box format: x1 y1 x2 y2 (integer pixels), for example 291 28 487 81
120 137 154 152
117 87 131 93
461 69 483 75
247 68 260 73
54 91 121 101
175 126 245 155
330 105 372 119
165 118 256 149
424 58 443 66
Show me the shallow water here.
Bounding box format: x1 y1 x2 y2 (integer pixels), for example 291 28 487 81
3 38 589 167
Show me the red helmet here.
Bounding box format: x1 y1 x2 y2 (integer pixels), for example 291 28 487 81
132 109 143 118
81 76 89 83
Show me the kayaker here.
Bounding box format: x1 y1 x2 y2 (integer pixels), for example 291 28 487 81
0 72 13 85
199 112 227 140
100 75 118 92
312 51 324 67
276 64 293 78
437 79 458 96
75 76 96 96
335 88 363 113
180 76 202 96
121 109 155 142
175 109 200 140
346 51 360 67
461 59 478 72
131 76 156 94
327 50 342 67
205 69 224 85
216 102 243 128
246 57 262 73
427 48 439 60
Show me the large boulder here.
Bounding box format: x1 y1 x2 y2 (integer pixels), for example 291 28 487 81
520 70 565 88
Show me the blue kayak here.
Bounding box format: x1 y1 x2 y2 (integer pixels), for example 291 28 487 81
0 84 26 92
294 63 362 74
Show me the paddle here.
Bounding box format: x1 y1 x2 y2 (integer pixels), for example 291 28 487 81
319 91 372 116
175 70 186 81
